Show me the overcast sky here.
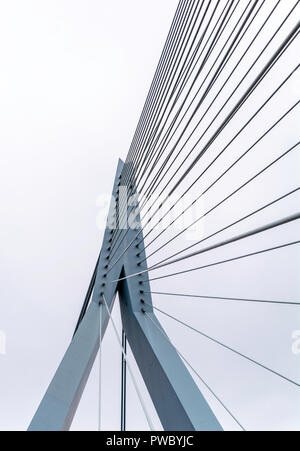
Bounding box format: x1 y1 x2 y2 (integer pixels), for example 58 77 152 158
0 0 299 431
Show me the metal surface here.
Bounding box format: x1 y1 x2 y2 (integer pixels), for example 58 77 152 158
121 330 127 431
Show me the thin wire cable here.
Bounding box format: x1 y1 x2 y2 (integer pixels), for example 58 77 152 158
122 0 189 180
73 254 100 336
83 185 300 336
108 133 299 274
169 24 300 197
171 0 234 98
137 14 299 227
121 0 251 216
145 303 300 388
123 0 200 186
145 291 300 306
113 2 298 257
127 0 213 187
147 241 300 283
121 330 127 432
112 0 284 257
146 213 300 274
138 102 300 260
144 186 300 269
110 0 190 241
137 37 300 246
136 80 299 251
136 0 263 201
139 0 285 205
113 0 190 222
111 0 236 249
114 212 300 282
112 241 300 284
134 0 238 187
107 37 299 271
110 0 205 246
113 0 246 242
102 295 155 431
145 311 245 430
136 0 257 193
98 303 102 431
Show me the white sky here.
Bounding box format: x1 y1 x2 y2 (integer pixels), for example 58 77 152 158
0 0 299 431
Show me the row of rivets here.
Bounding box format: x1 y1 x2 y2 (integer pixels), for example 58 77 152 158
99 174 121 305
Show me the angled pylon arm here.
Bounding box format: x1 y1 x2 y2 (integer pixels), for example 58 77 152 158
117 183 222 431
28 161 124 431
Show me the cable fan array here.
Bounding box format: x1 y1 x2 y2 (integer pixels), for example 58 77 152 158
80 0 300 431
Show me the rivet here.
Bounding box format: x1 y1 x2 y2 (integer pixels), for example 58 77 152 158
141 308 146 314
140 299 145 304
140 290 144 294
